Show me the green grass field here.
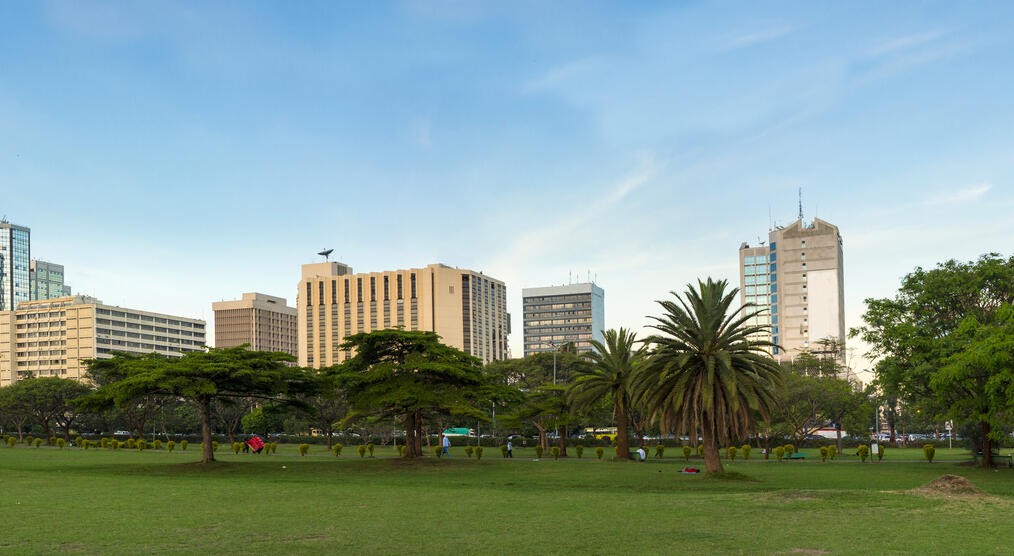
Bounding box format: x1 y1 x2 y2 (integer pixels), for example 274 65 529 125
2 444 1012 554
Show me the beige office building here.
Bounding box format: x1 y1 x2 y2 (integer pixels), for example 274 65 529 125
297 262 509 368
0 295 206 386
212 293 297 355
739 217 845 362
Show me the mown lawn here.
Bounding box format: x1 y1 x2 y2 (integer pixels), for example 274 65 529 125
1 444 1012 554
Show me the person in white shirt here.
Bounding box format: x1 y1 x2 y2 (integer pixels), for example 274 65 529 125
636 447 646 462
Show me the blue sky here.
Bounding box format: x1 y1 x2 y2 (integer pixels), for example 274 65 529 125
2 1 1012 370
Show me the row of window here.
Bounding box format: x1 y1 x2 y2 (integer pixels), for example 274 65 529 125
95 308 204 329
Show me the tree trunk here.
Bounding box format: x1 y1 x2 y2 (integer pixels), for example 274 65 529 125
414 410 423 456
198 397 215 464
764 434 770 460
835 426 843 455
981 421 992 469
615 403 631 460
325 427 333 450
557 425 567 457
700 413 724 474
404 410 418 458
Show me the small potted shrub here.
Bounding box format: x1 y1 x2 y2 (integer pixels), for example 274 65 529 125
475 446 484 460
464 445 474 458
180 440 188 451
923 444 935 463
333 443 343 456
358 445 367 458
153 440 162 450
655 445 665 459
575 445 584 458
741 445 751 460
857 445 869 463
298 443 310 456
551 446 560 460
367 443 375 457
682 445 692 461
595 446 604 460
534 445 544 459
167 441 176 453
774 446 785 461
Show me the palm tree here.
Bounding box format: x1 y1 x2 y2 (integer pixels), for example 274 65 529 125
637 278 782 473
568 328 646 460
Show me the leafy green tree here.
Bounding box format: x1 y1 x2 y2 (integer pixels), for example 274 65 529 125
638 278 782 474
0 377 91 440
82 347 310 463
855 254 1014 468
331 330 492 458
294 370 348 449
86 356 162 441
567 328 646 460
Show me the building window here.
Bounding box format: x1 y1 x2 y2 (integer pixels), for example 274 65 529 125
305 282 312 306
357 278 363 302
769 253 776 262
801 240 806 248
345 279 350 303
370 277 376 302
770 263 776 272
384 276 389 301
410 273 417 298
318 281 324 305
771 304 777 314
770 294 777 303
331 280 337 304
770 242 776 251
800 252 806 260
397 275 403 299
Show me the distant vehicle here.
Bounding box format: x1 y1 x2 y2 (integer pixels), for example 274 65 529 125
582 427 618 442
442 428 475 437
113 431 130 436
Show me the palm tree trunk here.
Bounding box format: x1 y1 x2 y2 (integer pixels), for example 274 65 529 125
615 402 631 460
700 412 724 474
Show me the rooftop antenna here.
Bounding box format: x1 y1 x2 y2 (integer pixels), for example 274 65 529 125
317 248 334 261
569 270 572 284
798 187 804 222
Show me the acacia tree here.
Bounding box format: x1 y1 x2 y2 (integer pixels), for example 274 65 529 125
568 328 646 460
331 330 490 458
83 347 310 463
86 356 162 440
294 370 348 449
0 377 91 440
212 397 256 445
638 278 782 474
856 254 1014 468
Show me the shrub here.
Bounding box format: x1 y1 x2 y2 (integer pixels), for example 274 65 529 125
741 445 751 460
367 443 375 457
137 440 146 452
876 444 886 461
534 445 544 459
57 438 65 449
180 440 188 451
433 446 443 458
74 436 82 446
575 445 584 458
923 444 935 463
233 442 243 455
34 438 42 448
827 445 837 460
551 446 560 460
269 443 278 454
298 443 310 456
819 446 829 462
595 446 604 460
697 444 704 457
857 445 869 463
100 438 110 448
26 435 35 446
682 445 692 461
333 443 343 456
153 440 162 450
127 438 137 449
6 437 14 447
167 441 176 453
498 444 508 458
111 440 120 450
784 444 796 457
212 441 219 452
49 436 58 446
727 446 737 461
398 445 406 457
475 446 484 460
358 445 367 458
464 445 474 458
655 444 665 459
774 446 785 461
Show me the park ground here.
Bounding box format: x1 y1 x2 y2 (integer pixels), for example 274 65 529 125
2 445 1013 554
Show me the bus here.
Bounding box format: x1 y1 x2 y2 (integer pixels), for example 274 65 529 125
582 427 618 442
442 428 475 438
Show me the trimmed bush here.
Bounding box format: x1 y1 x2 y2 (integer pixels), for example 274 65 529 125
475 446 484 460
269 443 278 454
167 441 176 453
819 446 829 462
34 438 42 448
153 440 162 451
111 440 120 450
464 445 474 458
534 445 544 459
127 438 137 449
233 442 243 455
595 446 604 460
697 444 704 458
727 446 737 461
367 443 375 457
398 445 406 457
433 446 443 458
741 445 751 460
857 445 870 463
100 438 110 448
358 445 367 458
784 444 796 457
551 446 560 460
923 444 935 463
137 440 146 452
49 436 58 446
774 446 785 461
655 445 665 459
333 443 343 456
876 444 886 461
6 437 15 447
180 440 188 451
828 445 837 460
682 445 692 461
26 436 35 446
499 444 509 458
74 436 82 447
212 441 219 452
57 438 65 449
298 443 310 456
575 445 584 458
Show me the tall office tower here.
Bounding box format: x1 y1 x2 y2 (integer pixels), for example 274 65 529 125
739 217 845 362
0 222 31 311
297 262 509 368
30 260 72 300
212 293 298 356
0 295 206 385
522 283 605 357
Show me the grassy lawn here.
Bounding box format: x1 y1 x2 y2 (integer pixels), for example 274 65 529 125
2 444 1012 554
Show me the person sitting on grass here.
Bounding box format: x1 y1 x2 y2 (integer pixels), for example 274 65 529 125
247 436 264 454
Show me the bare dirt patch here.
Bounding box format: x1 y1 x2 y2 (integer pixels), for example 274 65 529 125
785 549 829 555
912 474 983 497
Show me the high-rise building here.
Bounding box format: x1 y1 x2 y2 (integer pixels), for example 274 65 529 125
30 260 72 301
212 292 297 356
522 283 605 357
0 222 31 311
739 217 845 362
0 295 206 385
297 261 509 368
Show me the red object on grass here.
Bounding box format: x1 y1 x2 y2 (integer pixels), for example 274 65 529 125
247 436 264 451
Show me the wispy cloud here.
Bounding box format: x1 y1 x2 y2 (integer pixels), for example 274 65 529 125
926 183 992 205
870 30 948 57
722 25 795 50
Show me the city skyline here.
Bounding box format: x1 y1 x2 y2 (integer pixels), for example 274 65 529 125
2 3 1013 372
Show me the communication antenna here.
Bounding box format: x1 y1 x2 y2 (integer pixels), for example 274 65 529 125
798 187 804 222
317 248 334 261
568 270 572 284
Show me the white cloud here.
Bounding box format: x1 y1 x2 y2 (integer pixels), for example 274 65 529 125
722 25 795 50
926 183 992 205
870 30 947 57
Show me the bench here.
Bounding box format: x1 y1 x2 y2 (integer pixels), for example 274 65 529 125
786 452 807 460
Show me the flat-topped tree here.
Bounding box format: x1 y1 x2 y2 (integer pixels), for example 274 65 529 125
331 330 489 458
83 346 311 463
0 376 91 441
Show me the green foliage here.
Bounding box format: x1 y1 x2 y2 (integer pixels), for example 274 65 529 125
137 440 146 451
233 442 243 454
595 446 604 460
333 443 343 456
269 443 278 454
828 445 838 460
726 446 737 460
100 437 110 448
697 444 704 457
153 440 162 450
741 445 751 460
180 440 188 450
6 437 14 447
398 445 406 457
923 444 936 463
367 443 375 457
48 436 58 446
857 445 869 463
212 441 219 452
683 445 693 461
464 445 474 458
877 444 886 461
784 444 795 457
551 446 560 460
57 438 65 449
534 445 544 459
167 441 176 453
575 445 584 458
358 444 367 458
475 446 483 460
34 438 42 448
127 438 137 449
819 446 829 462
111 440 120 450
298 443 310 456
655 444 664 458
500 444 509 458
433 446 443 458
774 446 785 461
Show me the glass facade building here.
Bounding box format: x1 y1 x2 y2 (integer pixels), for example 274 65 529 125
30 260 71 301
0 222 31 311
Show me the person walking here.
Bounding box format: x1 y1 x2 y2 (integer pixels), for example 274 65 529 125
442 435 451 457
507 440 513 458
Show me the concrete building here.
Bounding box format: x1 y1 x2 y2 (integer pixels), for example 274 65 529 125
212 292 297 355
0 295 206 386
30 260 72 301
739 217 845 362
522 282 605 357
297 261 509 368
0 222 31 311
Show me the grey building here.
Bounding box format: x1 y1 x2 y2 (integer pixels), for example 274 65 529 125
0 222 31 311
522 283 605 357
739 217 845 361
30 260 72 301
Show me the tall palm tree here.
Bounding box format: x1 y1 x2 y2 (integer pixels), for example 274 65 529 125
568 328 646 460
637 278 782 473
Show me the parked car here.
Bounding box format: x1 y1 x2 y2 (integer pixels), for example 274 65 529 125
113 430 130 436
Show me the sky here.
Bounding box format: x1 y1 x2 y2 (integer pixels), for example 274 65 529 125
2 1 1012 374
